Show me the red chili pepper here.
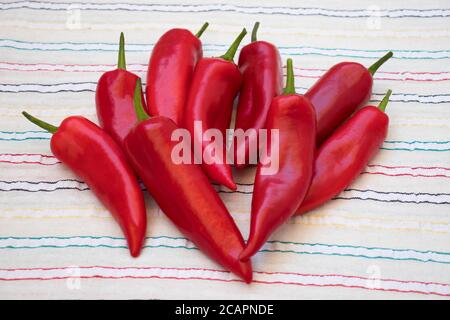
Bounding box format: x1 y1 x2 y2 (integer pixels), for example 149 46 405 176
240 59 316 261
307 51 393 145
124 80 253 282
96 33 147 149
233 22 283 168
21 112 147 257
146 23 208 126
184 28 248 191
295 90 392 215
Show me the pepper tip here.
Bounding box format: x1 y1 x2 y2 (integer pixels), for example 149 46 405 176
129 247 141 258
227 181 237 191
235 259 253 283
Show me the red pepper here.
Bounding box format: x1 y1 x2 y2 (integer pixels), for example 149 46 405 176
96 33 147 149
295 90 392 215
146 23 208 126
124 80 253 282
240 59 316 261
184 28 248 191
21 112 147 257
233 22 283 168
307 51 393 145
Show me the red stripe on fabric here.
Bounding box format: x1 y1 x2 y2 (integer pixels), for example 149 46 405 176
2 266 449 286
1 274 448 297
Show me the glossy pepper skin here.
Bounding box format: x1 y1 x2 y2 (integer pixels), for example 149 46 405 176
96 33 147 149
233 22 283 168
124 81 253 282
146 23 208 126
184 28 248 190
22 113 147 257
295 90 392 215
307 51 393 145
240 59 316 261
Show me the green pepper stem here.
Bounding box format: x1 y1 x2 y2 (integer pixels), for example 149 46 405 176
368 51 393 76
220 28 247 62
283 58 296 95
22 111 58 134
118 32 126 70
133 78 149 122
195 22 209 38
251 22 260 42
378 89 392 112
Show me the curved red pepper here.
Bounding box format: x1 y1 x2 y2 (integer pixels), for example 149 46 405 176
306 51 393 145
124 81 253 282
233 22 283 168
146 23 208 126
295 90 392 215
22 112 147 257
96 33 147 149
240 59 316 261
184 28 248 190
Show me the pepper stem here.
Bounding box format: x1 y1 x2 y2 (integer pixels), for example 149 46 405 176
251 22 260 42
118 32 126 70
195 22 209 38
220 28 247 61
378 89 392 112
368 51 393 76
133 78 149 122
22 111 58 134
283 58 296 95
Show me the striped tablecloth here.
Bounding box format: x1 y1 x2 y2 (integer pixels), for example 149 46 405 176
0 0 449 299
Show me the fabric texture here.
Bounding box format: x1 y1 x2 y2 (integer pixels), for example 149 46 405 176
0 0 449 299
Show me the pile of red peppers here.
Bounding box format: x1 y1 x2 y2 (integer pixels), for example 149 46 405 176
22 22 394 283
